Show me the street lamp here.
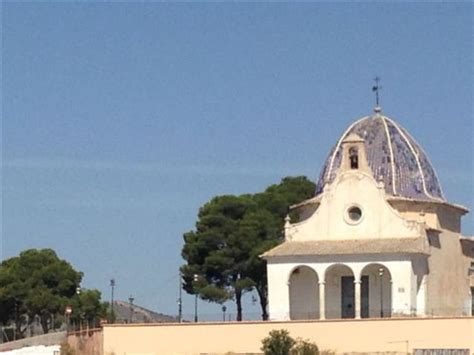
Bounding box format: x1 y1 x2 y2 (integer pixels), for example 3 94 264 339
177 298 182 323
178 272 183 323
379 267 384 318
65 305 72 333
128 295 135 324
75 286 82 329
110 279 116 323
193 274 199 323
222 305 227 322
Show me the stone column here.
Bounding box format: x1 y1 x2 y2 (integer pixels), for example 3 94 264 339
354 279 361 319
319 281 325 320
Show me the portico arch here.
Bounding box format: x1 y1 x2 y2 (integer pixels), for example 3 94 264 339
325 264 355 319
288 266 320 320
360 263 392 318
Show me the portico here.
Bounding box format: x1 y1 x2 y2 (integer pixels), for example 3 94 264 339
267 255 414 320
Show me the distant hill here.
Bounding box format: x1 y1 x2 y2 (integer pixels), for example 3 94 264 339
113 300 178 324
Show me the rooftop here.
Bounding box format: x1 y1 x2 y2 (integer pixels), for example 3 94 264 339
262 237 430 258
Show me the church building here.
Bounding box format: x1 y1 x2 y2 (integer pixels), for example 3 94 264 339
262 104 474 320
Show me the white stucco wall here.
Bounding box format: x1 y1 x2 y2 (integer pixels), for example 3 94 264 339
385 259 415 315
267 261 291 320
288 171 422 242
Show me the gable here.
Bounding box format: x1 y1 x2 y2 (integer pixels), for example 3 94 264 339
287 171 422 242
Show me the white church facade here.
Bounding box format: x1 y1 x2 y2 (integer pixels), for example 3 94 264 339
263 106 474 320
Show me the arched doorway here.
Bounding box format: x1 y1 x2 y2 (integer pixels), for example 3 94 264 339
325 264 355 319
360 263 392 318
289 266 319 320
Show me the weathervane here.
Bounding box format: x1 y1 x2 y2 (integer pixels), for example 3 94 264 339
372 76 382 106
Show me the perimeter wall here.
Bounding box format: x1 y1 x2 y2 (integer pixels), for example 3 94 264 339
102 317 474 355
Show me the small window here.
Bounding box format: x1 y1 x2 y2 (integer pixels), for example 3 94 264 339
344 205 364 225
349 147 359 169
348 206 362 222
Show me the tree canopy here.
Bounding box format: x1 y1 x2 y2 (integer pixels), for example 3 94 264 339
181 176 315 320
0 248 107 337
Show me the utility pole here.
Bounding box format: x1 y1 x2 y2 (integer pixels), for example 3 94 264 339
194 294 198 323
110 279 116 323
128 295 134 324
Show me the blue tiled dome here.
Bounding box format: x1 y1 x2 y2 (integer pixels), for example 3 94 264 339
315 112 445 201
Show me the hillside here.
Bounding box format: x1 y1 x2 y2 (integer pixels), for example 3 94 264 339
113 300 178 323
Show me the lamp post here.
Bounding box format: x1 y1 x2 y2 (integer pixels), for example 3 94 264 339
76 286 81 330
65 305 72 333
110 279 116 323
222 305 227 322
379 267 384 318
178 272 183 323
128 295 134 324
193 274 199 323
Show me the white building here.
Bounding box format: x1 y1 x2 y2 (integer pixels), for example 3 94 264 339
262 106 474 321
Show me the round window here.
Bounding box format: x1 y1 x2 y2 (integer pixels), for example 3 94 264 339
347 206 362 222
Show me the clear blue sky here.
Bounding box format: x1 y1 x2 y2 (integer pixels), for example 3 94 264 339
2 2 472 320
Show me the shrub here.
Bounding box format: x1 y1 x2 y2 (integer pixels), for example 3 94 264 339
261 329 296 355
60 342 75 355
291 338 319 355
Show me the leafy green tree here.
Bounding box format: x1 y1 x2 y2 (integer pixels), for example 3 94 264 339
181 176 315 321
0 248 105 336
250 176 316 319
261 329 296 355
256 176 316 221
235 209 280 320
181 194 257 320
70 289 108 328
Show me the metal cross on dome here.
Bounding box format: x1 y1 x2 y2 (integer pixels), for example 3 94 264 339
372 76 382 106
